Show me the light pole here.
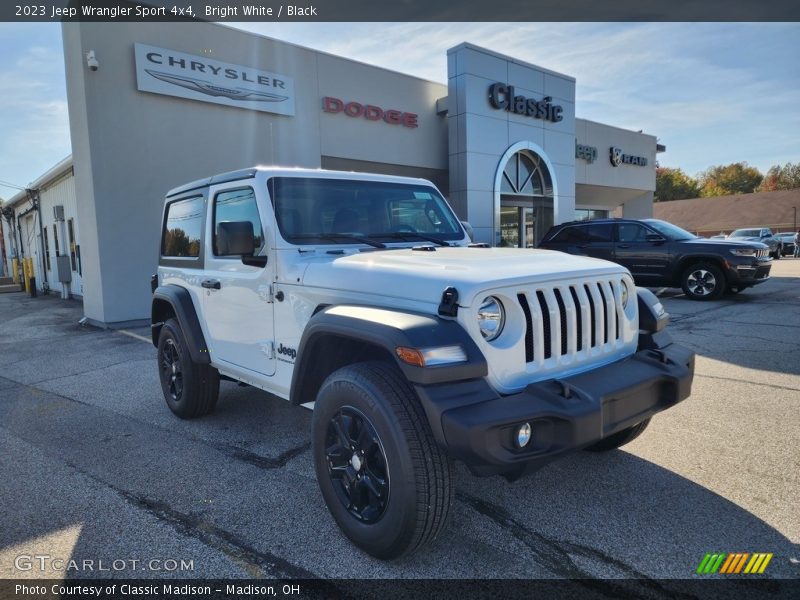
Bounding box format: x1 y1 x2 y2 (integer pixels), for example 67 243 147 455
794 206 797 232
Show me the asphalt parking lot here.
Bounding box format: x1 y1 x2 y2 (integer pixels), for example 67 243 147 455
1 260 798 582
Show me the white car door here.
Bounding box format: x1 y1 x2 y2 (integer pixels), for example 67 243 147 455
202 183 276 376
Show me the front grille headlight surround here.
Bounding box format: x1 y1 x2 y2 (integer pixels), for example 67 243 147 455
477 295 505 342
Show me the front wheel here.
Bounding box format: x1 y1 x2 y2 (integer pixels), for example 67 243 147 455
681 262 726 300
311 361 453 559
585 418 651 452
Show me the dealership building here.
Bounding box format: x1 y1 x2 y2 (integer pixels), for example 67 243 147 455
1 21 661 327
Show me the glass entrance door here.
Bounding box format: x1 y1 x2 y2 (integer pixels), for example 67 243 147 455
500 205 535 248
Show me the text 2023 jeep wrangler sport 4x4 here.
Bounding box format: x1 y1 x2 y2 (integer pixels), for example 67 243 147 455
151 167 694 559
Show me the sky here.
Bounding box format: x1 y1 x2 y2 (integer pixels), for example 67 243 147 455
0 21 798 199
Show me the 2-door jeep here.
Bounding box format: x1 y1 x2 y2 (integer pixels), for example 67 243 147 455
151 167 695 559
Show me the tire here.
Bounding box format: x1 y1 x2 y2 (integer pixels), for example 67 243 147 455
585 418 651 452
773 250 780 260
681 262 726 300
311 361 453 559
157 318 219 419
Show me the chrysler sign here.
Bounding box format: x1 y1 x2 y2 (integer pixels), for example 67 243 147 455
134 44 295 116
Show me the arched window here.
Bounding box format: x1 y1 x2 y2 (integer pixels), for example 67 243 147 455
500 151 553 198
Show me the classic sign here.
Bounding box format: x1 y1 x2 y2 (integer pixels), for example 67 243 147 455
134 43 296 116
487 83 563 123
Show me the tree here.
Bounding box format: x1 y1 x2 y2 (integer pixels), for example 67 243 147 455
758 162 800 192
697 162 763 197
655 167 700 202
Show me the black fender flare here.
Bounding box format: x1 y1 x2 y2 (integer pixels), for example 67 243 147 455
151 285 211 364
290 305 487 405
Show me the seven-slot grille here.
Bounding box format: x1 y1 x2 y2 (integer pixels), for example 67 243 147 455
516 279 626 364
756 248 769 259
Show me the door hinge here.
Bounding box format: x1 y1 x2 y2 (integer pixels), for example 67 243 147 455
260 341 275 359
257 284 274 303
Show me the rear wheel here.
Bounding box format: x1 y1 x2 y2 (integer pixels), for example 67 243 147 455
157 318 219 418
312 361 453 559
585 418 651 452
681 262 726 300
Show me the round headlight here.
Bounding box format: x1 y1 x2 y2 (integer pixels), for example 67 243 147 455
477 296 505 341
621 281 630 308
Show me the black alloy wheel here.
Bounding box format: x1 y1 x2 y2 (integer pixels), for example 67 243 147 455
156 318 219 419
161 339 183 402
325 407 390 524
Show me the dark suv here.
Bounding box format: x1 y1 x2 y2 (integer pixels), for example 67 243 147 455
540 218 772 300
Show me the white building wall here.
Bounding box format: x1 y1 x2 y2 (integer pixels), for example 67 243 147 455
38 171 83 297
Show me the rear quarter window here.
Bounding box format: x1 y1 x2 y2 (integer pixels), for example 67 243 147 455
162 196 203 258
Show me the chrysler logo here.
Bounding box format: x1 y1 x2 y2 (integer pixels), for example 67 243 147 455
145 70 288 103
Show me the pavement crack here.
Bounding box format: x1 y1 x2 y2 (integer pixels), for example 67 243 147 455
695 374 800 392
116 490 318 579
226 442 311 470
456 492 700 600
54 455 320 580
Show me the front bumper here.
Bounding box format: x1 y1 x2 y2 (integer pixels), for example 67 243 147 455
725 257 772 287
415 332 694 477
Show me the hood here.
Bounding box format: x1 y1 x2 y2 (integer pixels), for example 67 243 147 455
688 238 768 249
301 247 626 307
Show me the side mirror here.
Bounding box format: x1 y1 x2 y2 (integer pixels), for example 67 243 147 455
216 221 255 255
645 233 666 243
216 221 268 267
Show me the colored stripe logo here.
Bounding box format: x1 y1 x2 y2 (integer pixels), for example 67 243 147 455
696 552 773 574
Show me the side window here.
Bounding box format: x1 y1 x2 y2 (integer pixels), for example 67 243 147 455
586 223 613 242
617 223 649 242
162 196 203 258
213 188 263 256
552 226 588 243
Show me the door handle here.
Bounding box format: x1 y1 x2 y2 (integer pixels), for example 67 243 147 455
617 244 631 249
201 279 221 290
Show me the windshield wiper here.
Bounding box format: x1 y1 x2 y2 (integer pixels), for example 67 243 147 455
370 232 450 247
289 233 386 248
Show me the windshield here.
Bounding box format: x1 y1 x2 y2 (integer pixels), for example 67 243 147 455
269 177 464 245
643 219 696 241
730 229 761 238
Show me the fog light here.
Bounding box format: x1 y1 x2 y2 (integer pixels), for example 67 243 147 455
517 423 532 448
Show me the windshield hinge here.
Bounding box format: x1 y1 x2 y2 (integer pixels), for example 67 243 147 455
438 286 459 317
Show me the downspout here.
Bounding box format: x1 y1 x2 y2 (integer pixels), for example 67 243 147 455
26 188 49 289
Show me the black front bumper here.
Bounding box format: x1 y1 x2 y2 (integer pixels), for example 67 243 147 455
414 331 694 478
725 257 772 287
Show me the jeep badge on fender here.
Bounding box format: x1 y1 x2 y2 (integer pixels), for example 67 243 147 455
150 167 695 559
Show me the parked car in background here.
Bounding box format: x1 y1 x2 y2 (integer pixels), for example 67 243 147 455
774 232 796 256
708 234 727 240
539 218 772 300
727 228 782 259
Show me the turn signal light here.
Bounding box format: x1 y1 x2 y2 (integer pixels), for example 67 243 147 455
395 345 467 367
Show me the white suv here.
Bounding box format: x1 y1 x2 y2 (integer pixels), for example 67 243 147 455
151 167 694 559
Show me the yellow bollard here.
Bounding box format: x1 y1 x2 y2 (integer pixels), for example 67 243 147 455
11 258 19 283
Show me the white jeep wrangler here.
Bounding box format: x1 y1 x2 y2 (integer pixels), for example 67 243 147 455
151 167 694 559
